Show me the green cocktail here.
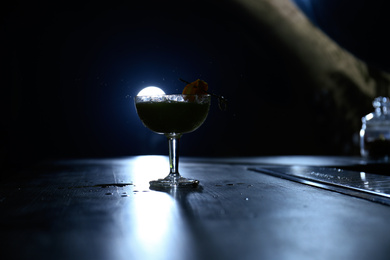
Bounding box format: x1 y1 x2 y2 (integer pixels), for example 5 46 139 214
135 100 210 135
134 94 211 188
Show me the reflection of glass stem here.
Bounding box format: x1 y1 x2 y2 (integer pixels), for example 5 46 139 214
360 172 370 189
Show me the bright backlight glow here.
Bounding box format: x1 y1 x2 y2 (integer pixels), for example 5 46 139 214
137 86 165 96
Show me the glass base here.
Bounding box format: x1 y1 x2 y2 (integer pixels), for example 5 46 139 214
149 176 199 188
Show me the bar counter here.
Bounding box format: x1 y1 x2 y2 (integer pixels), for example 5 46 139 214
1 156 390 260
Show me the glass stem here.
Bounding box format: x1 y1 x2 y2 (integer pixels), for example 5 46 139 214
168 135 181 179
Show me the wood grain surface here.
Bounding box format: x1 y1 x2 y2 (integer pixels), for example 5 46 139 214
1 156 390 260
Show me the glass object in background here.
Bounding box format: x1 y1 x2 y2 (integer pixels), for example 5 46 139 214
360 97 390 159
135 94 211 188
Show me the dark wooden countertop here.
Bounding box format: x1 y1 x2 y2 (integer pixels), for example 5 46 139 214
1 156 390 260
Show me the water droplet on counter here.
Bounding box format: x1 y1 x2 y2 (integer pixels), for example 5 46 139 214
105 192 113 196
245 198 249 201
95 183 133 188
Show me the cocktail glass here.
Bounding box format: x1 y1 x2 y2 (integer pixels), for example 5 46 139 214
134 94 211 188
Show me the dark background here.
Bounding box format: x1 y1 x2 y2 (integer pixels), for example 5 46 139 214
294 0 390 72
1 0 389 166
